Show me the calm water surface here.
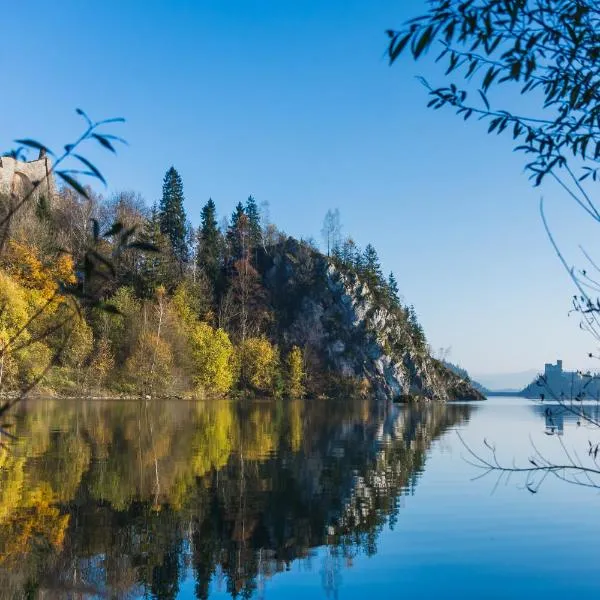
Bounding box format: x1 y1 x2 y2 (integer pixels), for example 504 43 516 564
1 396 599 598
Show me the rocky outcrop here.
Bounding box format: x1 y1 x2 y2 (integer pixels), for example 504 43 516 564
263 238 484 402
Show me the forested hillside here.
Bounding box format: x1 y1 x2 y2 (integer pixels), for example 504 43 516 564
0 166 480 400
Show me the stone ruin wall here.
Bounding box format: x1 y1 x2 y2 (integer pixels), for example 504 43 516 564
0 154 56 201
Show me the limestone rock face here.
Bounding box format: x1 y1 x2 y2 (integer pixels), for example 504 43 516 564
264 238 484 402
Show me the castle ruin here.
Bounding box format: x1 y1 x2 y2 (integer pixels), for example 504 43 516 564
0 149 55 202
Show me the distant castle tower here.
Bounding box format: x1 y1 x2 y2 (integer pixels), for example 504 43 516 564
0 149 55 202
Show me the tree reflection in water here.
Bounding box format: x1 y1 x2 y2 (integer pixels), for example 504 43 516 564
0 398 471 598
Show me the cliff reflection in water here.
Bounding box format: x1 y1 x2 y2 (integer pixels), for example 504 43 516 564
0 398 471 598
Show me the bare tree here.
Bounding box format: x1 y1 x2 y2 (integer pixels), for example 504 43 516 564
321 209 342 257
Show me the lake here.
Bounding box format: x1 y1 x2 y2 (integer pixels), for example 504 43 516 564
1 395 599 598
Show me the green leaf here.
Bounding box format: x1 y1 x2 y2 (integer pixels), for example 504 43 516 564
103 222 124 237
413 26 433 59
127 241 160 253
478 90 490 111
482 67 498 92
389 31 412 63
92 133 116 153
14 139 54 157
88 249 116 276
91 218 100 242
96 302 121 315
74 154 106 185
76 108 92 126
56 171 89 198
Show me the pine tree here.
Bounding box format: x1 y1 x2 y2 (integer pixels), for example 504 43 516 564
407 304 426 350
387 271 400 306
353 245 364 272
197 198 221 285
245 195 262 248
159 167 188 265
340 237 357 269
227 202 247 262
363 244 383 285
137 204 168 297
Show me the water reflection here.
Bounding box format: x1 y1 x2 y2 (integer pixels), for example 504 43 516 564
529 400 600 434
0 398 471 598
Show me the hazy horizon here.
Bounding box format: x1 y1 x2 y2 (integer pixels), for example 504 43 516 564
3 0 599 375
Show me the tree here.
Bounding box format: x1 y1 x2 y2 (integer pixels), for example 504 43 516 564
138 203 173 296
388 271 400 306
340 237 358 268
407 305 426 350
159 167 188 265
363 244 382 276
190 322 236 394
197 198 222 286
362 244 384 290
227 202 247 262
286 346 305 399
124 331 174 395
321 209 342 257
238 336 279 394
245 195 262 249
387 0 600 489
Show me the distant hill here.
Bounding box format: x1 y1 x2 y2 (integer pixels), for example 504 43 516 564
471 370 539 392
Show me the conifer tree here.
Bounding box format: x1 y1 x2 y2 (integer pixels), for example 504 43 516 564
387 271 400 306
227 202 246 262
159 167 188 265
138 204 171 297
197 198 221 285
245 195 262 248
340 237 357 269
363 244 383 285
353 246 365 272
407 304 426 350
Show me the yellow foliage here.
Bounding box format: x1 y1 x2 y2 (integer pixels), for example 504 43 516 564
288 399 304 452
190 323 236 394
0 483 70 565
64 312 94 368
242 406 277 460
16 341 52 385
0 271 30 388
171 283 199 334
88 336 115 387
0 242 81 391
124 331 174 394
238 336 279 393
191 403 235 476
286 346 305 399
3 240 75 301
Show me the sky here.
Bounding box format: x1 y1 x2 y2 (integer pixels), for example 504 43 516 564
2 0 598 379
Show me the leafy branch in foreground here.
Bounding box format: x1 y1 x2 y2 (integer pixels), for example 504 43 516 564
387 3 600 329
0 110 141 417
387 1 600 188
1 108 126 251
387 0 600 491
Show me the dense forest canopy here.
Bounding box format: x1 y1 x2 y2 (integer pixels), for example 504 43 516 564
0 163 429 400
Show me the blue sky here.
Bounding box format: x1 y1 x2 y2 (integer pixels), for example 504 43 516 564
2 0 598 377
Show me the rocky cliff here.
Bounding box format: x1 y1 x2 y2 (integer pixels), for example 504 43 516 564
262 238 484 402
